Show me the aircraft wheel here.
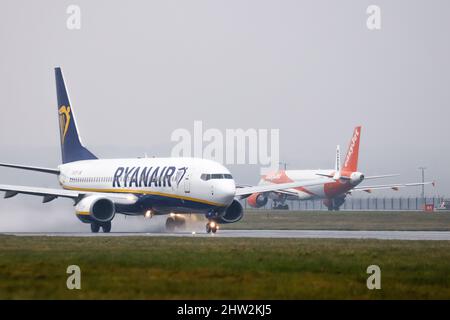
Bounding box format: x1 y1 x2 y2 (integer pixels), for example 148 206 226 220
102 221 112 233
166 217 176 232
206 221 218 234
175 217 186 230
91 223 100 233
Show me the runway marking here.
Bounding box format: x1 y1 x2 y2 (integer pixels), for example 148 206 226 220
3 230 450 241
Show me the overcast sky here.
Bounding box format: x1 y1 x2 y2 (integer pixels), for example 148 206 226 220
1 0 449 203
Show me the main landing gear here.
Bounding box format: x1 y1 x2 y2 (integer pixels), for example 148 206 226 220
327 206 341 211
273 201 289 210
324 197 346 211
90 221 111 233
165 215 186 232
206 221 218 234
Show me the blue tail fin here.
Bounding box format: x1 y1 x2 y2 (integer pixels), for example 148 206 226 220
55 67 97 164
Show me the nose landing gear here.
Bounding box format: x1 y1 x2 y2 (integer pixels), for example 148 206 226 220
206 221 218 234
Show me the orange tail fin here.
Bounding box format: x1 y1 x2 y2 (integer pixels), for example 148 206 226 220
341 126 361 174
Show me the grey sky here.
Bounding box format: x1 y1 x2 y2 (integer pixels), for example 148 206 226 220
0 0 449 201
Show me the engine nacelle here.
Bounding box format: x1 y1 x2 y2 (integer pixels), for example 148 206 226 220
349 172 365 185
247 192 268 208
216 200 244 224
75 196 115 223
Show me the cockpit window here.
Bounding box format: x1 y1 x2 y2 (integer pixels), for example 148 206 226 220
201 173 233 180
201 174 211 181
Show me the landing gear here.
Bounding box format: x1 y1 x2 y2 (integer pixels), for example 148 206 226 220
273 202 289 210
206 221 218 234
91 223 100 233
102 221 111 233
175 217 186 230
90 221 111 233
166 217 176 232
324 197 345 211
326 204 341 211
165 215 186 232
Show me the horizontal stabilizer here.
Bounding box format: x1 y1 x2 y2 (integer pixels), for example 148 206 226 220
316 173 334 179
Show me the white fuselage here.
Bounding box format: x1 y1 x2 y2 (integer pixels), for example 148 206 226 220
260 169 352 200
58 157 236 214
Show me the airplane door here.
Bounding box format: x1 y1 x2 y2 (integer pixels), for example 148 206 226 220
184 174 190 193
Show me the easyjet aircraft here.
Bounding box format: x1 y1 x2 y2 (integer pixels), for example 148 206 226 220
246 126 434 210
0 68 329 233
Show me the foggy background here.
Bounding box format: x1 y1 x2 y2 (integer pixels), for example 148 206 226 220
0 1 449 231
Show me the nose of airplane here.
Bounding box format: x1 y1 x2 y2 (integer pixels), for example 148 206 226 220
213 180 236 206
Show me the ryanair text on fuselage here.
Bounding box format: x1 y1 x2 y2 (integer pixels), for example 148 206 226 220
112 166 188 188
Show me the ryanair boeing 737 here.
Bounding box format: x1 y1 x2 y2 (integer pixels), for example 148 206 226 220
0 68 328 233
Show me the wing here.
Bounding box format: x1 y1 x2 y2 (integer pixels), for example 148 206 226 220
316 173 400 180
0 184 138 205
0 162 60 174
235 179 331 197
363 174 400 180
353 181 435 193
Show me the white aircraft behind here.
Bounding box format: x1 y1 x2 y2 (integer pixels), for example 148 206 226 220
246 126 434 210
0 68 329 233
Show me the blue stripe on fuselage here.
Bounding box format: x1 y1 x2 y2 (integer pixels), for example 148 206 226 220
115 193 221 215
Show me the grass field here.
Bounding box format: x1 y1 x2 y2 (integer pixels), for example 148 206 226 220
223 210 450 231
1 235 450 299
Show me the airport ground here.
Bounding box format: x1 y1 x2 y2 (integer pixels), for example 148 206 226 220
2 210 450 299
2 235 450 299
223 209 450 231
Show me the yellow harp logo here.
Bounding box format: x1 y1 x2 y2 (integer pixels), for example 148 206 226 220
59 105 71 143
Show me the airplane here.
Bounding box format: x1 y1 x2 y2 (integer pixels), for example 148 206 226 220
246 126 434 210
0 67 332 233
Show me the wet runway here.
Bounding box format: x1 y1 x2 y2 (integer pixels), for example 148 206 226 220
4 229 450 240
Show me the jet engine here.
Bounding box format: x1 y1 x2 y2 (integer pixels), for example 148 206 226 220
349 172 365 185
216 200 244 224
75 195 116 223
247 192 268 208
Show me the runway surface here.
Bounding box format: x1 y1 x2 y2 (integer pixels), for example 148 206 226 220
4 229 450 240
